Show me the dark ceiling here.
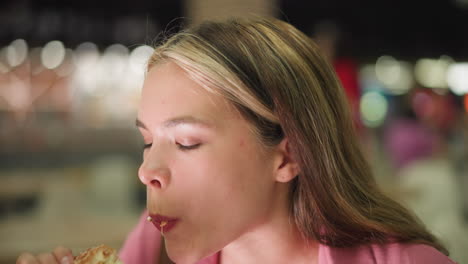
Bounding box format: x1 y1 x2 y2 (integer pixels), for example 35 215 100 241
1 0 468 61
280 0 468 60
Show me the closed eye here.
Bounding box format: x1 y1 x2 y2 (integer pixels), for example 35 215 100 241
143 143 152 150
177 143 201 151
143 143 201 151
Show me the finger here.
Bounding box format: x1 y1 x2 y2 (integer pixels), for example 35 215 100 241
52 246 73 264
37 253 58 264
17 253 40 264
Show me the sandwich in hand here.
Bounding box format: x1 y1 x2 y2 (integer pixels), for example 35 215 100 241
74 244 123 264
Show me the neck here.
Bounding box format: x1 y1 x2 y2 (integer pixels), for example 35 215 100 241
219 184 319 264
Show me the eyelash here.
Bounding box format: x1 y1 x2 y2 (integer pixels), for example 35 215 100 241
142 143 201 151
178 143 201 151
143 143 152 149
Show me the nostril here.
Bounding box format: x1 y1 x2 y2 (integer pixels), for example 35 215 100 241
150 179 162 188
138 166 169 188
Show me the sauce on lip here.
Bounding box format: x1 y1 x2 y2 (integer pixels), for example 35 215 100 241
160 221 167 235
147 216 179 234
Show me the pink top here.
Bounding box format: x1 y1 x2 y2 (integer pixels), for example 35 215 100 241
119 212 457 264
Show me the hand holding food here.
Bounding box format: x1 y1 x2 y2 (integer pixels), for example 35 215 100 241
16 246 73 264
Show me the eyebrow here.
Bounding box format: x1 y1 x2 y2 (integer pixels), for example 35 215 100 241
136 116 214 130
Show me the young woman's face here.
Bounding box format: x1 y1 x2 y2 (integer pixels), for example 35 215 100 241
137 61 281 263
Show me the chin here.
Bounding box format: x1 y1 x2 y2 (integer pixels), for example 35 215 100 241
165 243 212 264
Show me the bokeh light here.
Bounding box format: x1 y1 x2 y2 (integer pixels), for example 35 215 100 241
375 56 401 86
447 63 468 95
414 56 453 89
75 42 100 70
375 56 413 95
97 44 129 86
129 45 154 75
41 40 65 69
104 44 129 73
6 39 28 67
360 91 388 127
72 42 101 96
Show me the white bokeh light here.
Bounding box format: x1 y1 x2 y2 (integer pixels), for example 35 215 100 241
41 40 66 69
447 63 468 95
374 56 413 95
391 61 413 95
6 39 28 67
129 45 154 75
100 44 129 79
75 42 100 70
72 42 101 96
414 56 453 89
375 56 401 86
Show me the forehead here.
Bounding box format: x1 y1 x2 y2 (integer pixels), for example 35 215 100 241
138 61 239 129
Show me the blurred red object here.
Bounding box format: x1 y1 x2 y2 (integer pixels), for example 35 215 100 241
334 57 363 133
410 88 457 133
464 94 468 113
334 58 360 105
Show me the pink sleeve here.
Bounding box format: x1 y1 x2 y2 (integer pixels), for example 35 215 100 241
401 244 458 264
119 210 162 264
319 242 457 264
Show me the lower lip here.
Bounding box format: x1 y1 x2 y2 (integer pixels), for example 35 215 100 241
151 220 179 234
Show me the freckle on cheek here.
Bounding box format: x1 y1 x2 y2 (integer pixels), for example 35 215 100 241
239 139 245 147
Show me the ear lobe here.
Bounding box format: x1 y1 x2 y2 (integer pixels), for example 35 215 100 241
274 138 300 183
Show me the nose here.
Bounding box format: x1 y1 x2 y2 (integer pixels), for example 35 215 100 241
138 158 171 189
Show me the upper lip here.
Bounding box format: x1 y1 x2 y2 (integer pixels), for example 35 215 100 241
149 213 179 223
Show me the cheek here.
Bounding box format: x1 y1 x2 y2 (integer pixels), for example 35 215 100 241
172 140 268 211
164 140 276 261
197 140 274 211
173 135 274 205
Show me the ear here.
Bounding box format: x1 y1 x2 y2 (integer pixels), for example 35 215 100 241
273 138 300 183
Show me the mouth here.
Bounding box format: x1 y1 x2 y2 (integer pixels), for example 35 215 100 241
147 213 180 235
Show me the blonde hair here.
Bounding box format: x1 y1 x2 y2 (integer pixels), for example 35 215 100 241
147 17 448 254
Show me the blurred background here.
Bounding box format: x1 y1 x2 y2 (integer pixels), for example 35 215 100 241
1 0 467 263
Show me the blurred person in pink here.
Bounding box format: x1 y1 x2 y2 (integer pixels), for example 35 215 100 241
17 17 456 264
384 116 438 170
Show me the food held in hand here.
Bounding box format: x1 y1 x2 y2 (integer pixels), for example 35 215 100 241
74 244 123 264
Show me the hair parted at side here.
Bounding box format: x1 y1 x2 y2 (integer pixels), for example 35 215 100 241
147 16 448 255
